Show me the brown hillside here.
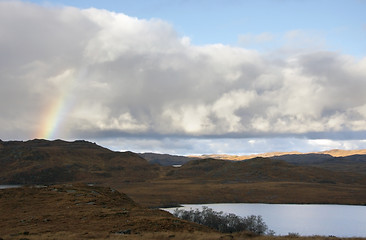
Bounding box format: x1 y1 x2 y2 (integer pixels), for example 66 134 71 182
0 139 159 184
0 184 211 239
2 139 366 208
2 140 366 239
2 187 362 240
166 157 366 185
321 149 366 157
119 157 366 207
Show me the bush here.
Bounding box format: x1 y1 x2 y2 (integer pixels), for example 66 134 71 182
287 232 300 237
173 206 273 235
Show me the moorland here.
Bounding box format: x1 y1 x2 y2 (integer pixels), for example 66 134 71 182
1 139 366 239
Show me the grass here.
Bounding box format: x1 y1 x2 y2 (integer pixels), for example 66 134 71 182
114 179 366 208
1 184 365 240
1 140 366 239
9 231 366 240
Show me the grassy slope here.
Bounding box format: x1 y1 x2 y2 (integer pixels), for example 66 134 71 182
0 184 211 239
1 139 366 208
1 140 366 239
117 180 366 207
1 185 364 240
116 158 366 207
0 139 160 184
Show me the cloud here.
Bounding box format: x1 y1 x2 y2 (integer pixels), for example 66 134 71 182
1 1 366 151
94 136 366 155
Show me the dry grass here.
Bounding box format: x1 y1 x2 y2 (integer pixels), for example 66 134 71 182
1 140 366 239
115 179 366 208
2 140 366 208
1 185 365 240
0 184 210 240
8 231 366 240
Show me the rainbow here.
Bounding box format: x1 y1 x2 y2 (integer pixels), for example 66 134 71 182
37 93 69 140
36 68 85 140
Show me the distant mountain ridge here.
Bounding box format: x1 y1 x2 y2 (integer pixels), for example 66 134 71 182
189 149 366 160
1 139 366 206
140 149 366 175
165 157 366 185
271 153 366 175
139 152 196 166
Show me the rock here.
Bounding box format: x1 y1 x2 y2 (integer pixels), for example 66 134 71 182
115 229 131 234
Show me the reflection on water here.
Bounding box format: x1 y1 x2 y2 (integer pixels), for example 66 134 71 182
0 185 21 189
164 203 366 237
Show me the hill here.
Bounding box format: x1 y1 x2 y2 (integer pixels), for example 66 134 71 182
1 139 366 208
145 150 366 176
120 157 366 207
321 149 366 157
189 149 366 160
0 184 212 240
3 186 362 240
271 154 366 175
166 157 366 184
189 151 366 175
0 139 159 185
139 152 195 166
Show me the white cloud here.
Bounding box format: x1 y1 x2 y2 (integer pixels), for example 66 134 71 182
0 1 366 152
81 8 180 64
212 90 257 132
94 137 366 155
305 139 366 151
162 104 212 134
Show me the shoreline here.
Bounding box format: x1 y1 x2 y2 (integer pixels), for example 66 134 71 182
158 201 366 209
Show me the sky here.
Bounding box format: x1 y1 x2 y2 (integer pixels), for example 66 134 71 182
1 0 366 155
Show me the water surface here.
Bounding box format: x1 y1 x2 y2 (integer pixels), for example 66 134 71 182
164 203 366 237
0 185 21 189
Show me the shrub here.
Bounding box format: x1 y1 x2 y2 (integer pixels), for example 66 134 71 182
287 232 300 237
173 206 273 235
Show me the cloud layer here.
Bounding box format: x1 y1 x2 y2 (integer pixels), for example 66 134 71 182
1 1 366 150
